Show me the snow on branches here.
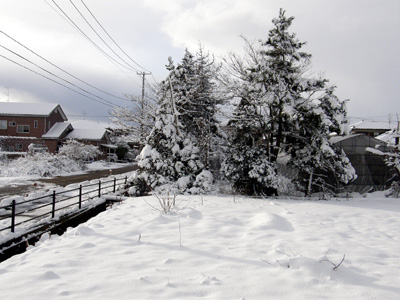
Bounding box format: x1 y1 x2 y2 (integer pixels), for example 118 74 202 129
221 9 355 196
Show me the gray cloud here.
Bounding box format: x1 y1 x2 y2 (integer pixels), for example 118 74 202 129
0 0 399 122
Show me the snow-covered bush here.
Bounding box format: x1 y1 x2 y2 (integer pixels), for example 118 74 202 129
276 175 303 197
189 170 214 194
58 139 101 165
3 153 82 177
126 171 152 197
386 181 400 198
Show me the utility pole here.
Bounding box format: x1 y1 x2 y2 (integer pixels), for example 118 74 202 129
137 72 152 101
137 71 152 143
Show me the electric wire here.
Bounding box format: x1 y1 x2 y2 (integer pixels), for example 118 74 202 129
0 29 130 102
50 0 138 73
43 0 76 31
79 0 149 72
45 0 142 89
0 45 118 106
70 0 142 73
79 0 159 85
0 51 115 108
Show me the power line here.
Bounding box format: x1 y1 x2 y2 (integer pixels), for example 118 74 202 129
43 0 76 30
45 0 143 89
0 29 130 102
0 45 119 107
50 0 138 73
0 53 114 108
79 0 149 73
69 0 143 73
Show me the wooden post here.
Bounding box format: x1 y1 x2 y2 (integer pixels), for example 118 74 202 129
79 185 82 209
98 181 101 198
11 200 16 233
52 190 56 218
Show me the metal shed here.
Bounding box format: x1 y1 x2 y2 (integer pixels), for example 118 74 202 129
331 134 397 192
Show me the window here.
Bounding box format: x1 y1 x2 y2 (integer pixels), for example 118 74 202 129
17 125 30 133
9 121 16 127
15 144 23 151
0 120 7 129
34 120 38 128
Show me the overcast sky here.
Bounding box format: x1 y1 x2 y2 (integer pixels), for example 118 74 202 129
1 0 399 124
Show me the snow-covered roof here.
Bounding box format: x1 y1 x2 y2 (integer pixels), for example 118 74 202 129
350 120 395 131
42 122 72 139
0 102 67 120
376 130 400 146
65 129 106 141
65 120 108 141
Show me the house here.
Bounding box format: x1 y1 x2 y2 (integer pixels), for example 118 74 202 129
41 121 74 152
350 120 396 137
0 102 67 152
0 102 115 159
64 120 116 160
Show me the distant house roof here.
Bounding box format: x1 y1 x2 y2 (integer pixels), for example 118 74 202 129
0 102 67 120
350 120 395 131
42 122 73 139
65 120 109 141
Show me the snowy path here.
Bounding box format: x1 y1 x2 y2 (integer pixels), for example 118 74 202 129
0 194 399 299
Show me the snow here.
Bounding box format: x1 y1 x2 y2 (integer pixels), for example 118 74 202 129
0 102 62 117
365 147 385 156
350 120 395 131
0 158 129 189
1 194 399 299
65 128 105 141
42 122 72 139
65 120 110 141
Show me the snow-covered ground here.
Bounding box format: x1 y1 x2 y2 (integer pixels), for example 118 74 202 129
1 193 399 299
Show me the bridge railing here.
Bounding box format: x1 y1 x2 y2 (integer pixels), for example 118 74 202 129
0 176 128 236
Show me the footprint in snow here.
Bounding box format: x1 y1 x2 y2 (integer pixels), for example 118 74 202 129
166 282 177 288
201 274 222 286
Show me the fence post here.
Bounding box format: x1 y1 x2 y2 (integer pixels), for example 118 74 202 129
11 200 16 233
98 181 101 198
79 185 82 209
52 190 56 218
113 177 116 193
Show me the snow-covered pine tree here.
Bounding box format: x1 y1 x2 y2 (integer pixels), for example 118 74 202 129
191 47 222 169
222 8 355 195
222 94 278 195
134 57 205 195
167 47 222 170
286 86 356 194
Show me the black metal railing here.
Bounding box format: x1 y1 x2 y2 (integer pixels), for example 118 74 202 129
0 176 128 235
